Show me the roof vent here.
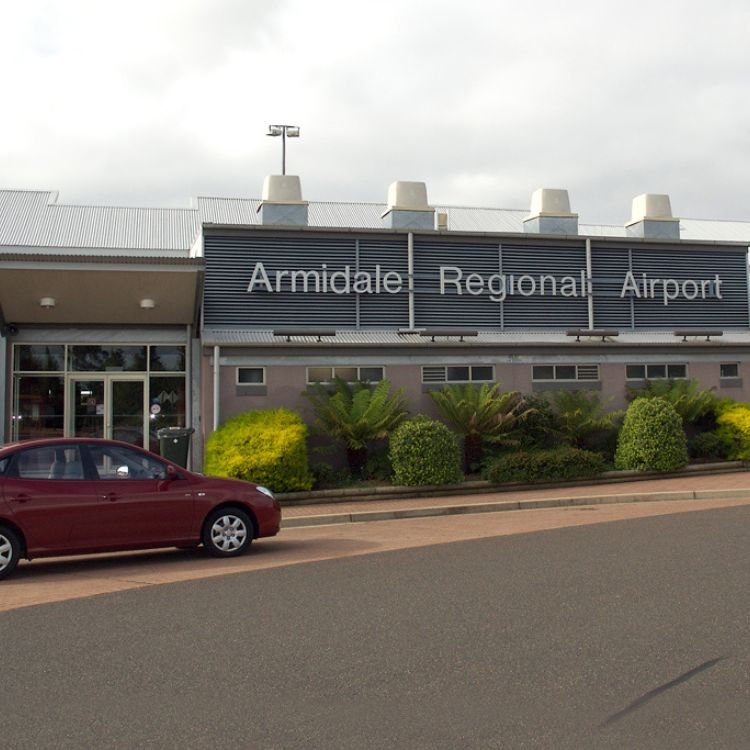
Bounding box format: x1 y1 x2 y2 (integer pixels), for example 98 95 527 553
381 181 435 230
258 175 308 226
625 193 679 240
523 188 578 235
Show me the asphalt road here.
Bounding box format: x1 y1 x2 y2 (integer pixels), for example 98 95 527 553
2 505 750 749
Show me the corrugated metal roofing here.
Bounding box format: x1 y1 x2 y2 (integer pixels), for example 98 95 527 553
0 190 199 253
197 195 750 242
4 189 750 254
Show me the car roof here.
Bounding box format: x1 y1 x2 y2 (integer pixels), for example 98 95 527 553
0 437 154 456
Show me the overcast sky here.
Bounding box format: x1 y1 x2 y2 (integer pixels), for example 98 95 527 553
3 0 750 224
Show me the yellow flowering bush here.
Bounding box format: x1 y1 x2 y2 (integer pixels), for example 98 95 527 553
204 409 314 492
716 403 750 460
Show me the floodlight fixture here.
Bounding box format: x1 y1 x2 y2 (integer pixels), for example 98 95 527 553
267 124 301 175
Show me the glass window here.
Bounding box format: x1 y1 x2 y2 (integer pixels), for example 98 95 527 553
333 367 358 382
14 376 65 440
149 377 187 453
149 346 186 372
237 367 265 384
307 367 333 383
556 366 576 380
70 345 147 372
532 366 555 381
647 365 667 379
720 363 739 379
359 367 384 383
626 365 646 379
447 366 470 382
14 345 65 372
16 445 83 480
471 366 494 381
0 456 8 475
307 366 385 384
88 442 167 480
666 364 687 379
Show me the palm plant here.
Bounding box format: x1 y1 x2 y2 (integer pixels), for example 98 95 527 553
626 378 718 435
304 378 408 475
429 382 532 472
550 390 621 450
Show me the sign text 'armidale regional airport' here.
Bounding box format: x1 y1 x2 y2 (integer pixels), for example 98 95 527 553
246 262 724 306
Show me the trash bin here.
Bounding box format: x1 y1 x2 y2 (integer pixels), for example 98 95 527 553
157 426 195 468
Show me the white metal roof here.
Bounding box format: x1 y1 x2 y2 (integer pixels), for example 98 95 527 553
0 190 200 254
197 195 750 242
4 189 750 254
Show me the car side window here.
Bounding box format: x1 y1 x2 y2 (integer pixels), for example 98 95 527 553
87 444 168 480
0 456 9 475
16 445 84 480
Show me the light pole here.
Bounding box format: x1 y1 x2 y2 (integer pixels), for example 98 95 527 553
267 124 300 175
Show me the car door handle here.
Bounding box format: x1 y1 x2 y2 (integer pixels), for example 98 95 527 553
104 493 119 502
11 493 31 503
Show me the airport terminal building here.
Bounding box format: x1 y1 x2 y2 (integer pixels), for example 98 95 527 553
2 179 750 469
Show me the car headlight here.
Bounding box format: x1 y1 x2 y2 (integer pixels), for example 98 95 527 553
256 485 274 499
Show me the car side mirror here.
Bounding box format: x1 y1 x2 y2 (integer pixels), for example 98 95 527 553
166 464 179 480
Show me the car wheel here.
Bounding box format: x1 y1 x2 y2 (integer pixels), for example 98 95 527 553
0 526 21 581
202 508 253 558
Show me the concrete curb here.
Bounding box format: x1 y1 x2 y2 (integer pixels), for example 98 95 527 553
277 461 749 507
281 487 750 528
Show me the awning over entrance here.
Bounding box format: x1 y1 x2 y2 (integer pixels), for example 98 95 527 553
0 258 202 327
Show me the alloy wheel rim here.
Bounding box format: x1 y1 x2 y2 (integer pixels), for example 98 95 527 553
210 515 248 552
0 534 12 571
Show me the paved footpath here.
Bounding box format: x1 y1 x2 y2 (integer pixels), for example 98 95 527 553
3 470 750 613
281 469 750 525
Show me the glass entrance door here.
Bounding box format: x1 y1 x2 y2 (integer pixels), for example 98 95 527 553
72 379 105 438
111 379 145 447
70 377 147 447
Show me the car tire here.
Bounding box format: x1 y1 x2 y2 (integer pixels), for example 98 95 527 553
202 508 254 558
0 526 21 581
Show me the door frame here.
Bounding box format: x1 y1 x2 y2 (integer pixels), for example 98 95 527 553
67 374 149 447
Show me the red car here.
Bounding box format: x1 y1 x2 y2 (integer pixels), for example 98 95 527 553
0 438 281 580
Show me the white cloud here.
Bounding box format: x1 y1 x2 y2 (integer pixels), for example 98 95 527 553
3 0 750 222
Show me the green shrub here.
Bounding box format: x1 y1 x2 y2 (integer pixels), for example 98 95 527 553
614 398 688 471
626 378 718 434
310 462 352 489
716 403 750 460
549 390 623 450
513 394 559 450
485 447 605 484
304 378 407 475
688 431 727 461
429 383 533 471
204 408 314 492
389 417 463 486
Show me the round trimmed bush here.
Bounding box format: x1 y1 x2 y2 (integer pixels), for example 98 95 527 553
389 417 463 486
615 397 688 472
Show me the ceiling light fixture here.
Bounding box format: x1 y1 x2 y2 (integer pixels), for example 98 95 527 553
39 297 56 309
140 298 156 309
